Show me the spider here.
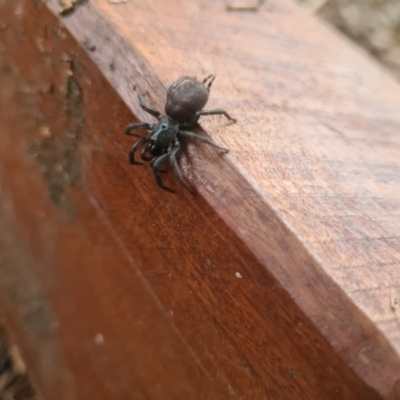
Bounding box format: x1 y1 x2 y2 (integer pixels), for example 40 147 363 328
125 75 236 192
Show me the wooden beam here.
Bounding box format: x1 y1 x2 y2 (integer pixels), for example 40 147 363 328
0 0 399 398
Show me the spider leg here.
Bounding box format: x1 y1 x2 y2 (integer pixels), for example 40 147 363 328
150 154 175 192
141 144 170 162
125 122 153 136
179 130 229 153
169 139 194 192
195 109 236 122
167 76 196 96
129 137 148 164
203 75 216 91
141 143 153 161
138 94 162 119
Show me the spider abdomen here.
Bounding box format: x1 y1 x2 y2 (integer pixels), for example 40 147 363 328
165 78 209 122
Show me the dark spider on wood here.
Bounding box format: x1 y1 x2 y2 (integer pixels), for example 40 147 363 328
125 75 236 192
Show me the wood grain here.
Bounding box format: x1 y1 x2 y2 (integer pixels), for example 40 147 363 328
0 0 399 398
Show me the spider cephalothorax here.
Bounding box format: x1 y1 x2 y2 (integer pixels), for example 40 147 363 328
125 75 236 192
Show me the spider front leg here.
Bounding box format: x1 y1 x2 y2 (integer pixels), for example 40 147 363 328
129 137 148 164
150 140 193 193
140 144 152 161
179 130 229 153
169 138 194 192
125 122 153 136
150 153 175 192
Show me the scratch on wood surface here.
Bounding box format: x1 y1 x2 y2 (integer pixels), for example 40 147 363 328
391 290 399 312
226 0 261 11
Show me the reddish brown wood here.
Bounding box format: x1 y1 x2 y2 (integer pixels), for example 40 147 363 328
0 0 400 399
